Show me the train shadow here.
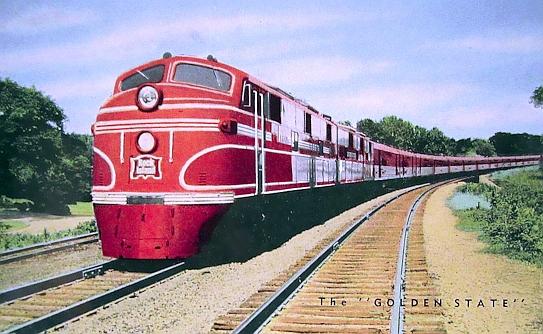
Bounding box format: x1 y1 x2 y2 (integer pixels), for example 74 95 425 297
187 173 467 269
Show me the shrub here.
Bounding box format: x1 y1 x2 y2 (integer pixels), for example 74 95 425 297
456 169 543 266
0 220 97 251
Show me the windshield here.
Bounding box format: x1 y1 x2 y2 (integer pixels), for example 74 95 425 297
121 65 165 91
173 63 231 92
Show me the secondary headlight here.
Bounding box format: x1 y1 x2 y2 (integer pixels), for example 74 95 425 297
137 131 156 153
137 85 161 111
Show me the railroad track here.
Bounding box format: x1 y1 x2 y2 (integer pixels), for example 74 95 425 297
0 232 99 265
212 180 457 334
0 259 186 333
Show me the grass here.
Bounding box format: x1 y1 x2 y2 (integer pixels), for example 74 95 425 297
0 220 97 251
0 220 28 232
490 165 538 182
68 202 93 216
454 209 487 233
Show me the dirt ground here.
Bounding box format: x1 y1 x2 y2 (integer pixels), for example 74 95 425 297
423 182 543 333
1 213 92 235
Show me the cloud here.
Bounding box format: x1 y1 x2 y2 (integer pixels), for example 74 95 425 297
426 34 543 53
1 10 354 72
255 57 394 87
315 87 543 139
215 38 325 65
430 97 543 137
310 83 470 119
0 7 99 34
39 74 116 101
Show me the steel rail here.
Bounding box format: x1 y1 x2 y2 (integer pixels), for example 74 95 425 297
389 181 444 334
1 260 186 334
0 232 99 265
232 178 463 334
0 260 117 304
232 182 434 334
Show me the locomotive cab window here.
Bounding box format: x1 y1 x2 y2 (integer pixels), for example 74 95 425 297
174 63 232 92
241 80 265 115
348 133 354 149
121 65 165 91
241 81 252 107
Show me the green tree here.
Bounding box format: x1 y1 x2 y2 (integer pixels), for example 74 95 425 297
530 86 543 109
489 132 543 156
62 133 92 202
378 116 417 151
454 138 496 156
338 120 354 127
0 78 91 214
454 138 474 156
411 125 429 153
357 116 455 155
422 127 455 155
357 118 383 140
471 138 496 156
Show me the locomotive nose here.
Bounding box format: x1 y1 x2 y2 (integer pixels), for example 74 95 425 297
95 203 229 259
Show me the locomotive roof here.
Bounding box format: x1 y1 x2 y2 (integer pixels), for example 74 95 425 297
115 55 542 161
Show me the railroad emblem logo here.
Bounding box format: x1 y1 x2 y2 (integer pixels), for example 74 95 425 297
130 155 162 180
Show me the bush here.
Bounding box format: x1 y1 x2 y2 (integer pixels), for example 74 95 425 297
0 220 97 251
0 196 33 212
455 169 543 266
455 208 488 232
457 182 496 199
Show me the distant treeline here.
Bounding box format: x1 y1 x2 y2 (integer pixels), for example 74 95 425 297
354 116 542 157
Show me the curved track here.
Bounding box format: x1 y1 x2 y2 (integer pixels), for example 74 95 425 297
212 180 457 334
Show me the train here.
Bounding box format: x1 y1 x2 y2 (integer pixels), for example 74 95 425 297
91 54 542 260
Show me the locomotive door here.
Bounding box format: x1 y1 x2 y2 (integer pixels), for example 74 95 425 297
309 157 316 187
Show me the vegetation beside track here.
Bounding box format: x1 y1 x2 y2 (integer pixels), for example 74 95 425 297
0 220 28 232
0 220 97 251
450 168 543 266
68 201 93 216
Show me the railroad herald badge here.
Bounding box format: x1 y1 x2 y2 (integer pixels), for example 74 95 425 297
130 155 162 180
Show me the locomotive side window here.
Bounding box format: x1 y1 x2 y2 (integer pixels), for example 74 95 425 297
326 124 332 141
174 63 232 92
304 113 312 134
121 65 165 91
348 133 354 148
338 128 348 146
269 93 281 123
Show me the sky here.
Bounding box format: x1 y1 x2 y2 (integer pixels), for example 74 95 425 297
1 0 542 139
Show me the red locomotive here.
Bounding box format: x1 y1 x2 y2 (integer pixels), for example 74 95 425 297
91 54 542 259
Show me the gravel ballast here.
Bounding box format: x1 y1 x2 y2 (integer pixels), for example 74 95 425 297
0 243 107 290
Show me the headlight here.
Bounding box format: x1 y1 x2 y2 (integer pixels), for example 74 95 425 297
137 85 161 111
137 132 156 153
